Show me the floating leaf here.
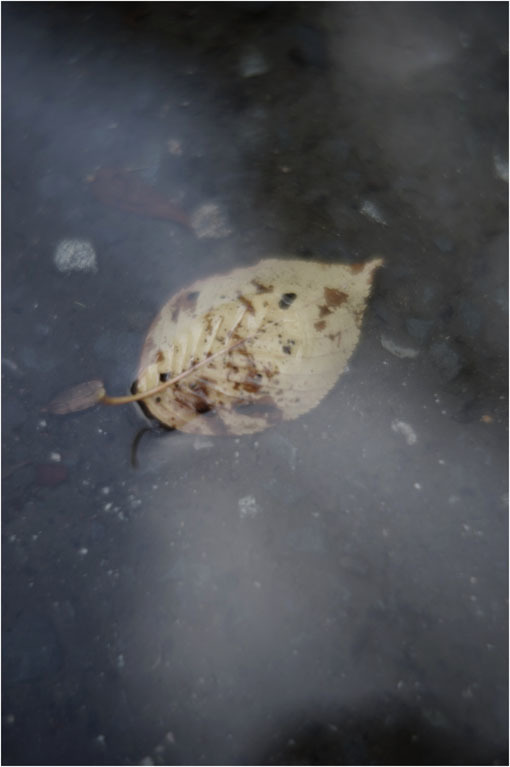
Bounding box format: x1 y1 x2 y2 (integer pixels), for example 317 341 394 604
89 168 191 229
132 257 383 435
47 379 106 414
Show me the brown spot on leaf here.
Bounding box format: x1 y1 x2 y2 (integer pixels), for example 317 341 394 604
251 279 273 294
171 290 200 321
328 331 342 346
319 305 333 317
239 295 255 314
324 287 348 307
349 262 365 274
242 380 262 393
314 320 326 331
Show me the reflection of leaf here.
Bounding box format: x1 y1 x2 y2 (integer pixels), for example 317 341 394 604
89 168 191 228
133 257 383 435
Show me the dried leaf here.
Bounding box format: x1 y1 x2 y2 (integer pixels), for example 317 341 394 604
89 168 191 228
47 380 106 414
133 257 382 435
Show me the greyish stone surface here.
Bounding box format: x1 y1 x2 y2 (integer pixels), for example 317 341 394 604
3 4 507 766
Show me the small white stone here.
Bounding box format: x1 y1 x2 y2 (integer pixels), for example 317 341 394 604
78 547 88 556
49 452 62 462
413 482 422 490
190 203 232 239
54 239 97 274
238 495 260 518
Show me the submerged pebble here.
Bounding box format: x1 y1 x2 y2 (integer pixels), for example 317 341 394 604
54 239 97 274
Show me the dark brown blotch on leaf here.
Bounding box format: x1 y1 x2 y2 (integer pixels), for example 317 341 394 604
251 280 273 294
324 287 348 307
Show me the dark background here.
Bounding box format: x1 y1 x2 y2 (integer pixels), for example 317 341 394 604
2 2 508 765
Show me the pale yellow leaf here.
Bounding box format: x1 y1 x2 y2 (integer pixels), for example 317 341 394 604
133 257 382 436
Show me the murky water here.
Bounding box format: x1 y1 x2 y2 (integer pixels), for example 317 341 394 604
3 4 508 765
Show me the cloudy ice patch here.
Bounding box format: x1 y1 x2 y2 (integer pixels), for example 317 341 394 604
54 239 97 273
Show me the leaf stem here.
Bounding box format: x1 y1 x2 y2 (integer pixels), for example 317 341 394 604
101 336 248 406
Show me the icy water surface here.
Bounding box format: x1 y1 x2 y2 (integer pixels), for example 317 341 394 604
2 3 508 765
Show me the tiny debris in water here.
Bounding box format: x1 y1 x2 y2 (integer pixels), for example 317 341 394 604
54 239 97 274
360 200 387 225
493 153 509 183
381 334 419 359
